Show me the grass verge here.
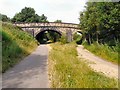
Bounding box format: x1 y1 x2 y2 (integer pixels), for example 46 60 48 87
1 22 38 73
48 42 118 88
83 42 119 64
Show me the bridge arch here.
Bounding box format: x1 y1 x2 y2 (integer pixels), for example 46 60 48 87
35 28 62 37
13 22 82 42
35 29 62 44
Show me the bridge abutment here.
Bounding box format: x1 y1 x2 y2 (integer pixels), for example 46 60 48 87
66 30 73 42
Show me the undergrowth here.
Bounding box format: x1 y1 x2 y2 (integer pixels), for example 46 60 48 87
1 22 38 73
83 42 119 65
48 42 118 88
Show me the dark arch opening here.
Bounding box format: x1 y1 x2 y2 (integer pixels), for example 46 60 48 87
35 29 62 44
77 31 83 35
73 31 83 44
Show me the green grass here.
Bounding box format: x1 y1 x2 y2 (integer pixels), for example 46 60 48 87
1 22 38 73
48 42 118 88
83 42 119 65
0 41 2 73
0 22 2 72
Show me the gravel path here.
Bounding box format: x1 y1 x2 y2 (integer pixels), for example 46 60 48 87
2 45 49 88
77 45 119 79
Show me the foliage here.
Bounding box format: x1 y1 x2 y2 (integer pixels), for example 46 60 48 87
73 32 82 44
54 20 62 23
39 14 49 22
36 31 48 44
36 30 61 44
48 43 118 88
79 2 120 64
47 31 61 42
2 22 38 72
0 41 2 72
79 2 120 45
12 7 48 23
0 14 11 22
83 42 119 64
59 34 67 44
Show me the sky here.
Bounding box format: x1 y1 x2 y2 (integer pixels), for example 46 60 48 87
0 0 88 24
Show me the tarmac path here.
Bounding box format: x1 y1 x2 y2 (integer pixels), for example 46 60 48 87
2 45 49 88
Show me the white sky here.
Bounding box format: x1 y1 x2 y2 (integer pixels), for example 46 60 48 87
0 0 87 24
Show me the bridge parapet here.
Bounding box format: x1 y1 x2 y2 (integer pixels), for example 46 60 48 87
13 22 82 42
14 22 79 29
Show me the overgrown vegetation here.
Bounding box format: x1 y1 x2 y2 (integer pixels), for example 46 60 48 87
79 2 119 64
1 22 38 72
73 32 82 44
0 14 11 22
59 34 67 44
83 42 119 64
48 42 118 88
54 20 62 23
12 7 48 23
36 30 61 44
0 22 1 73
79 2 120 45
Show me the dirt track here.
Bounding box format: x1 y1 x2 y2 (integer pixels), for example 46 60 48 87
77 45 119 79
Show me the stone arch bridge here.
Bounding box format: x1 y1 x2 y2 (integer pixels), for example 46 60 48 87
13 22 81 42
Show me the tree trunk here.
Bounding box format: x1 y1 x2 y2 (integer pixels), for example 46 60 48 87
89 34 91 45
96 25 99 43
96 32 98 43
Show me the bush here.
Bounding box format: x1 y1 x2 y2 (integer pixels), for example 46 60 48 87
83 42 119 64
59 35 67 44
73 32 82 44
49 43 118 88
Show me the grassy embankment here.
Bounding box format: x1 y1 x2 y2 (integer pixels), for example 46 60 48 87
1 22 38 73
48 42 118 88
83 42 119 65
0 41 1 72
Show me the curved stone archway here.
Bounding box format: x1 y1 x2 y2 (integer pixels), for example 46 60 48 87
35 29 62 44
35 28 62 37
14 22 82 42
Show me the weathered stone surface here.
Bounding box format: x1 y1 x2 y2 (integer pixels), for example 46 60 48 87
14 22 81 42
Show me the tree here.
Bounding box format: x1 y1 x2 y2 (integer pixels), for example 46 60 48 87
47 31 61 42
12 7 48 23
0 14 11 22
79 2 120 45
54 20 62 23
39 14 48 22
